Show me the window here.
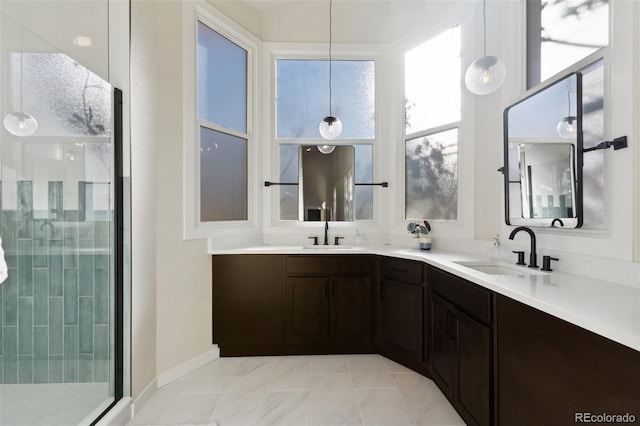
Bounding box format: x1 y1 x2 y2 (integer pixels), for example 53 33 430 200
527 0 609 87
197 21 248 221
276 59 375 139
404 26 460 221
275 58 375 221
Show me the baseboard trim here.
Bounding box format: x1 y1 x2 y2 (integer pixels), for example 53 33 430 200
131 376 158 418
157 345 220 388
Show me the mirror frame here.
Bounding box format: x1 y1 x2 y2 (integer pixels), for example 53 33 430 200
503 72 583 228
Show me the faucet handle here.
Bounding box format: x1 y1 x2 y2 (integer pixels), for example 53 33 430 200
512 251 526 266
541 256 559 272
308 236 319 246
334 236 344 246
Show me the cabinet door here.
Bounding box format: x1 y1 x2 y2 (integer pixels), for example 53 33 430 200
455 310 491 426
213 255 284 346
382 279 423 363
497 295 640 425
285 277 329 344
330 276 372 343
430 293 454 397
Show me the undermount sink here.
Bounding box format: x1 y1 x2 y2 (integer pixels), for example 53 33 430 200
303 245 353 249
453 260 547 276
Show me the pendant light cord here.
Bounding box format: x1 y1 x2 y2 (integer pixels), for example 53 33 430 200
328 0 333 117
19 27 25 111
482 0 487 57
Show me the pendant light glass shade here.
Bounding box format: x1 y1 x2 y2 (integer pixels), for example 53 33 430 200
4 28 38 137
318 116 342 140
4 112 38 136
465 0 506 96
464 55 506 95
317 144 336 154
557 116 577 139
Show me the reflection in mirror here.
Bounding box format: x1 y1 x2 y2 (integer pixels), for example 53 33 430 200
517 144 575 219
300 145 355 221
504 72 583 227
278 144 372 221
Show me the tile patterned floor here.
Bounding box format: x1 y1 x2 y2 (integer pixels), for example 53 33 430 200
0 382 110 426
128 354 465 426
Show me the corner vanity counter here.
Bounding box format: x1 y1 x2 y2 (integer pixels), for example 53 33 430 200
210 245 640 426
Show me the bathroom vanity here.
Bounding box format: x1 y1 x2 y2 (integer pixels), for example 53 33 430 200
211 247 640 426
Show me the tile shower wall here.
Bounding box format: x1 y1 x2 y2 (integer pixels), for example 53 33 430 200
0 180 111 384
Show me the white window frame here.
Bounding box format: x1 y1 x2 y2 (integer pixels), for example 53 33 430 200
393 6 475 240
262 43 386 235
182 1 261 240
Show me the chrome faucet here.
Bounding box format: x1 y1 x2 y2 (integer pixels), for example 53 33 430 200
508 226 538 268
323 221 329 245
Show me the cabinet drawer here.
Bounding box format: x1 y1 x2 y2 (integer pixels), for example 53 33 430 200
286 255 372 276
381 257 423 285
429 266 492 325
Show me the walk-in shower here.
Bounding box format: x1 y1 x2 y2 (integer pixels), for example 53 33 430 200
0 11 127 425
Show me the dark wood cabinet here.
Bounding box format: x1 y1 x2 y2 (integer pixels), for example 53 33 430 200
213 252 640 426
379 257 425 367
496 295 640 426
330 276 373 343
285 277 329 344
431 293 454 396
212 254 285 354
284 255 374 348
429 266 492 426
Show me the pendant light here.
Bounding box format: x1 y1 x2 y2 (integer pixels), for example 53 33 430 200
465 0 506 95
557 91 577 139
317 144 336 154
4 29 38 137
318 0 342 141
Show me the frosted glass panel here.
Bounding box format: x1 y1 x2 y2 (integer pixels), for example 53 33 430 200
279 144 299 221
354 144 373 220
276 60 375 139
197 21 247 133
405 129 458 220
405 26 460 135
581 60 604 226
8 53 111 137
200 127 247 221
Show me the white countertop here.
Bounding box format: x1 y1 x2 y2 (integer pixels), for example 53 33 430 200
210 245 640 353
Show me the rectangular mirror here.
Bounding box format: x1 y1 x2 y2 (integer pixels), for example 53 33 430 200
278 144 373 221
518 143 575 219
504 73 583 228
300 145 355 221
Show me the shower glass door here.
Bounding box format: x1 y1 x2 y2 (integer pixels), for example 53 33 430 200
0 12 123 425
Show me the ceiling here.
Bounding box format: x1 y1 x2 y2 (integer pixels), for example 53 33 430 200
219 0 455 44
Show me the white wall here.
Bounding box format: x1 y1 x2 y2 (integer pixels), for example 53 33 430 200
130 0 159 399
153 0 213 377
